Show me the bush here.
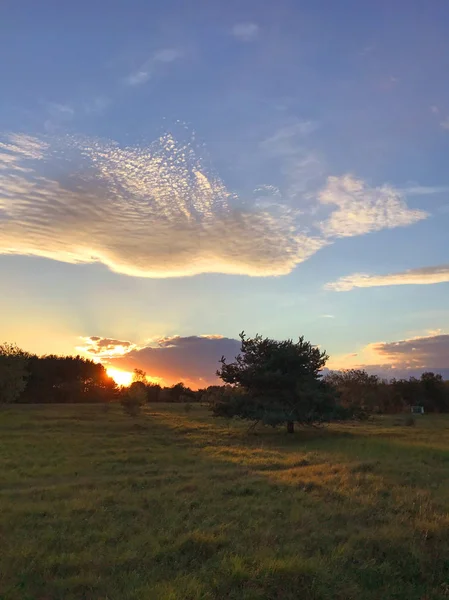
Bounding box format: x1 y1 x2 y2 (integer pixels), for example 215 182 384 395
120 383 147 417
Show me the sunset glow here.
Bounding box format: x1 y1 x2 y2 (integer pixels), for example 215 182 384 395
106 368 133 387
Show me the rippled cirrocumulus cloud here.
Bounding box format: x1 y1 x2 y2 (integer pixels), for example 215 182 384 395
0 132 325 278
0 132 427 278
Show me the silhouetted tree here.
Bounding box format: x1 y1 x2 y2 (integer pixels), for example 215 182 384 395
213 332 345 433
389 377 423 411
324 369 380 415
146 383 161 402
376 380 406 414
420 372 449 412
0 343 29 404
132 369 147 383
20 354 116 403
129 380 147 396
169 382 195 402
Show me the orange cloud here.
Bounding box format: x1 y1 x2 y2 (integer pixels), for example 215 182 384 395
79 334 241 389
329 332 449 379
77 336 138 358
326 264 449 291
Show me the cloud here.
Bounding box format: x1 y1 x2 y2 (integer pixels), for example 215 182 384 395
318 175 428 238
440 118 449 131
83 96 111 115
125 48 181 86
326 264 449 292
372 334 449 369
127 71 151 86
231 23 260 42
329 333 449 379
0 134 48 160
77 336 137 358
0 132 328 277
87 332 449 386
81 334 242 387
153 49 181 63
401 184 449 196
0 131 432 279
260 120 320 157
47 103 74 118
44 103 75 133
260 119 324 198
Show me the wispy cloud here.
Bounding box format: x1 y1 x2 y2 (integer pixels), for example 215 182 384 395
153 49 181 63
83 96 111 115
47 103 74 118
125 48 182 86
44 102 75 132
440 118 449 131
318 175 428 238
231 23 260 42
326 265 449 292
260 120 320 156
401 184 449 196
260 119 324 197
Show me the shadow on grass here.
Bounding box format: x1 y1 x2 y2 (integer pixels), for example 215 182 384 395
149 410 449 599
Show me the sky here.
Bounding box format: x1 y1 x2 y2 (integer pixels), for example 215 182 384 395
1 0 449 387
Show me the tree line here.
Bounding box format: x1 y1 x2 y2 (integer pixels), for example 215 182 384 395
323 369 449 415
1 337 448 431
0 343 202 405
0 343 117 404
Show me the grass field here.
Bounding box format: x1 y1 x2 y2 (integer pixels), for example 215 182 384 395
2 405 449 600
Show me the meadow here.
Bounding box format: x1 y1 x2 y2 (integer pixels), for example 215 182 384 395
2 404 449 600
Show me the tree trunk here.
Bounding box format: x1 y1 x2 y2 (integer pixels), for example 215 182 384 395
287 420 294 434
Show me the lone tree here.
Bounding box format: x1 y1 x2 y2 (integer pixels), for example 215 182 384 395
213 332 344 433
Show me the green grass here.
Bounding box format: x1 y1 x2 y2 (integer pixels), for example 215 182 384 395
2 405 449 599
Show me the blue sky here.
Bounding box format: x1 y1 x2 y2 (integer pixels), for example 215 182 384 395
1 0 449 385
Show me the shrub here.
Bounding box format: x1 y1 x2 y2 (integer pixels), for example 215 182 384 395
120 383 147 417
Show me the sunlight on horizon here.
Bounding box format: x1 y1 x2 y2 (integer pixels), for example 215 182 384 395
106 367 133 387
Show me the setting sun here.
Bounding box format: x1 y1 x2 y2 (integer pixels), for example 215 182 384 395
106 367 133 387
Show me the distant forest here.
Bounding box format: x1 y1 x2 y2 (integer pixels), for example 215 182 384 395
1 342 449 415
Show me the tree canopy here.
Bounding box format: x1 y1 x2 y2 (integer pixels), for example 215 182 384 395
213 332 345 432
